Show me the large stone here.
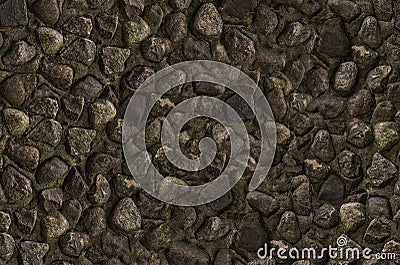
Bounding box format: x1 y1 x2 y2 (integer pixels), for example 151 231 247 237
311 130 335 162
36 157 69 184
89 100 117 126
0 0 28 28
340 202 365 232
27 119 62 147
367 152 398 188
31 0 60 25
277 211 301 244
318 18 350 58
63 16 93 37
246 191 280 217
334 61 358 96
101 46 130 75
166 241 209 265
41 211 69 240
2 40 36 66
0 233 15 262
37 27 63 55
19 241 49 265
123 16 150 45
328 0 360 21
193 3 223 39
39 59 74 90
236 212 268 252
66 127 96 156
111 197 141 235
61 38 96 66
373 122 399 151
358 16 382 49
1 166 32 202
277 22 312 47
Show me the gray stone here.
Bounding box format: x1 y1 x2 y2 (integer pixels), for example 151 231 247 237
89 100 117 126
314 203 339 229
101 46 130 75
63 16 93 37
59 232 90 257
166 241 209 265
340 202 365 232
367 152 397 188
246 191 280 217
277 22 312 47
141 37 171 62
39 59 74 90
61 38 96 66
196 217 230 241
318 18 350 58
29 97 59 118
347 119 374 148
277 211 301 244
66 127 96 156
28 119 62 147
163 12 187 42
0 212 11 232
81 206 106 237
311 130 335 162
0 233 14 262
193 3 223 39
123 16 150 46
31 0 60 24
14 208 37 234
364 217 391 243
253 4 278 35
41 211 69 240
0 0 28 28
348 89 375 117
36 157 69 184
37 27 63 55
88 174 111 205
96 13 119 39
366 197 392 221
367 65 391 93
1 166 32 202
328 0 360 21
111 197 141 235
373 122 399 151
334 61 358 96
41 188 63 212
3 41 36 66
19 241 49 265
358 16 382 49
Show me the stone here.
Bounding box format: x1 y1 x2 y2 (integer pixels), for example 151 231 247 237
304 159 330 183
59 232 90 257
367 65 391 93
372 101 396 123
142 4 163 34
0 0 28 28
14 208 37 234
182 36 211 60
81 206 106 237
334 61 358 96
0 233 15 262
255 47 286 74
246 191 280 217
19 241 49 265
101 230 131 263
367 152 397 188
37 27 63 55
277 211 301 244
3 108 29 136
163 12 187 42
348 89 375 117
340 202 365 232
373 0 393 21
31 0 60 24
123 16 150 46
351 45 379 70
2 41 36 66
169 0 191 9
220 0 257 23
36 157 69 184
101 46 130 75
366 196 392 221
1 166 32 202
63 167 88 199
292 182 312 215
61 38 96 66
111 197 141 235
28 119 62 147
267 88 287 120
236 212 268 252
88 174 111 205
364 217 391 243
318 175 345 204
66 127 96 156
61 95 85 121
314 203 339 229
311 130 335 162
71 75 102 102
0 212 11 232
63 16 93 37
276 123 291 146
303 67 329 97
328 0 360 21
253 4 278 35
358 16 382 49
337 150 362 180
224 28 255 63
41 188 63 212
5 141 39 172
61 200 82 228
166 241 209 265
318 18 350 58
96 13 118 39
196 217 230 241
193 3 223 39
41 211 69 240
214 249 233 265
0 74 36 106
347 119 374 148
86 153 119 177
38 59 74 90
141 37 171 62
386 43 400 71
89 100 117 126
278 22 312 47
29 97 59 118
373 122 399 151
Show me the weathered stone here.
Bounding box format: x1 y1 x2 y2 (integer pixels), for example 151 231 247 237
39 59 74 90
89 100 117 126
340 202 365 232
358 16 382 49
364 217 391 243
278 22 312 47
318 18 350 58
0 212 11 233
334 61 358 96
328 0 360 21
314 203 339 229
111 197 141 235
123 16 150 45
367 152 397 188
166 241 209 265
29 97 59 118
0 0 28 28
163 12 187 42
31 0 60 25
373 122 399 151
3 108 29 136
101 47 130 75
2 41 36 66
63 16 93 37
61 38 96 66
246 191 280 217
0 74 36 106
59 232 90 257
66 127 96 156
81 206 106 237
236 212 268 252
41 211 69 240
61 94 84 121
1 166 32 202
347 119 374 148
253 4 278 35
28 119 62 147
14 208 37 234
19 241 49 265
37 27 63 55
196 217 230 241
88 174 111 205
0 233 15 262
96 13 118 39
367 65 391 93
36 157 69 184
193 3 223 39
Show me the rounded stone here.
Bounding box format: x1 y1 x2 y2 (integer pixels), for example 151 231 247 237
89 100 117 126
